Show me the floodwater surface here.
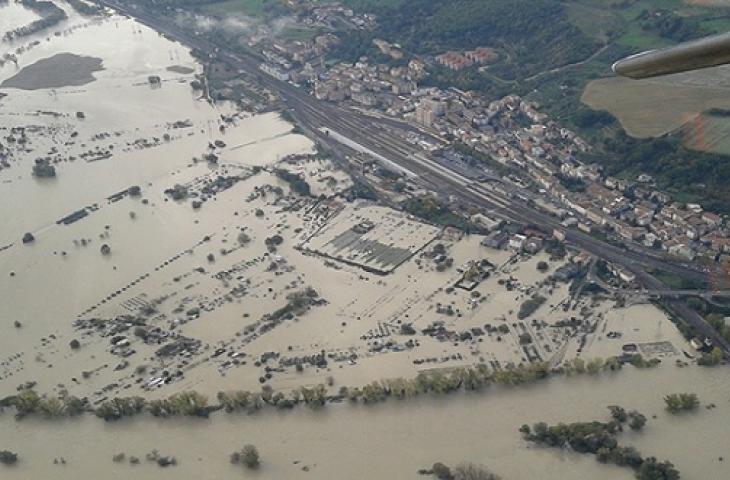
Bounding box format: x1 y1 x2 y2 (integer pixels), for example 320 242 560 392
1 53 104 90
3 366 730 480
1 4 729 480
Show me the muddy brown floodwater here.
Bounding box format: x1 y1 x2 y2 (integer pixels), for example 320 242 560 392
3 365 730 479
1 53 104 90
1 3 729 480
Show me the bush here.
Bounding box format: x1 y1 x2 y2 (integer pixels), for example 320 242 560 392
453 463 501 480
69 339 81 350
231 444 260 469
265 235 284 247
32 161 56 178
95 397 146 421
432 462 453 480
238 232 251 244
400 323 417 335
636 457 680 480
275 169 311 197
697 347 723 367
628 411 647 431
607 405 627 423
0 450 18 465
664 393 699 414
517 295 546 319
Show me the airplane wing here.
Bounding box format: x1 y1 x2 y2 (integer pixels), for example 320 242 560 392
612 32 730 79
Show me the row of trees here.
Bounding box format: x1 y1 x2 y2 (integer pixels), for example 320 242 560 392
65 0 102 15
403 195 479 232
1 389 87 419
426 462 500 480
147 391 211 418
2 355 649 422
5 0 67 40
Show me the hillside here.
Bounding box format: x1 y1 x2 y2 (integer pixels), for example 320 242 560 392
338 0 599 81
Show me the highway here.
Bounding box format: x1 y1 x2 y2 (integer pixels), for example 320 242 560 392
100 0 730 355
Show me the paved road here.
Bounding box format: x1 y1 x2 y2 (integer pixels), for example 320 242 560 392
100 0 730 355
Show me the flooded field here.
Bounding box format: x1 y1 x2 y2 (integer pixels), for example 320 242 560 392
2 3 729 480
1 52 104 89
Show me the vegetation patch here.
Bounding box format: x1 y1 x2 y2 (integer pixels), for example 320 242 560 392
521 405 680 480
664 393 700 414
338 0 597 81
517 295 546 320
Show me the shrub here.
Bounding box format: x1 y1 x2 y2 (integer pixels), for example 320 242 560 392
453 463 501 480
432 462 453 480
231 444 260 469
628 411 647 431
517 295 546 319
0 450 18 465
664 393 699 414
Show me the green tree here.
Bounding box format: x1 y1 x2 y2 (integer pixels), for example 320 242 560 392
13 389 40 417
628 411 647 431
636 457 680 480
38 397 66 417
453 462 501 480
697 347 723 367
0 450 18 465
608 405 627 423
432 462 453 480
231 444 260 469
664 393 699 414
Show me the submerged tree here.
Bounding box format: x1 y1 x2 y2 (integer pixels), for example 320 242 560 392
664 393 699 414
231 444 260 469
0 450 18 465
453 462 501 480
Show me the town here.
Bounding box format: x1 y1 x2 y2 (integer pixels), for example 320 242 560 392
244 7 730 266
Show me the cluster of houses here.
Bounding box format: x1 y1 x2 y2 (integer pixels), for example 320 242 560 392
246 1 730 264
556 178 726 260
398 91 729 262
435 47 499 71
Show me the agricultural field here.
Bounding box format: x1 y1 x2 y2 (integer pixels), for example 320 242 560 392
571 0 730 138
199 0 287 18
681 110 730 155
581 74 730 138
